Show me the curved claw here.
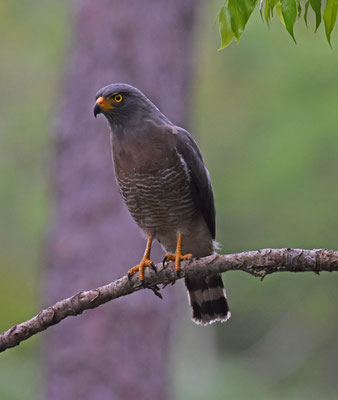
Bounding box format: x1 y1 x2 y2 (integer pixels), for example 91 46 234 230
151 263 157 274
163 251 192 273
162 255 167 268
128 258 155 282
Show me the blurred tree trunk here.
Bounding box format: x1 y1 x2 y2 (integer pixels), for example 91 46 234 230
44 1 198 399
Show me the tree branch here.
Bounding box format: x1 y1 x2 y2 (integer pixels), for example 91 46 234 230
1 247 337 353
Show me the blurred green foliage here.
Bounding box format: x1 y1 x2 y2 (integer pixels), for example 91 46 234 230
0 1 68 398
1 1 338 399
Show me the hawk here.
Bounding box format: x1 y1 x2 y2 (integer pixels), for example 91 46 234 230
94 83 230 325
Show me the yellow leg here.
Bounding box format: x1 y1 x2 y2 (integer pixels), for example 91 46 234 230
164 233 192 272
128 235 155 281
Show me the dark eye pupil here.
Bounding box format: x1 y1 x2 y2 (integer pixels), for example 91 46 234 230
116 95 121 101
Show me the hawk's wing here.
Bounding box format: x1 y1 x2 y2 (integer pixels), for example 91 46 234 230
174 127 216 239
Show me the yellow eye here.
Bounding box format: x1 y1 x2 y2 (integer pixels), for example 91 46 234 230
113 94 123 103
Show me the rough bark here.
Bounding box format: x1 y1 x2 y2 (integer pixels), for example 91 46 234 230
45 1 198 399
2 248 337 353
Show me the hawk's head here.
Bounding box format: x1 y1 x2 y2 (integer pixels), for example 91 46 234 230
94 83 159 127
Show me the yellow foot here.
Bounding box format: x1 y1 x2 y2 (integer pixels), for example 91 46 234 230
163 252 192 272
128 258 156 282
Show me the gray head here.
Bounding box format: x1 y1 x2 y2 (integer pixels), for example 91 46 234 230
94 83 165 128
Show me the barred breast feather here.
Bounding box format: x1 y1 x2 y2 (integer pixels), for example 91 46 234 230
116 151 198 237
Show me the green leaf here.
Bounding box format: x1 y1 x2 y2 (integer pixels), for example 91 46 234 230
228 0 247 40
218 5 235 50
264 0 279 23
217 0 333 50
228 0 257 41
304 0 310 27
296 0 302 18
264 0 270 22
259 0 265 19
281 0 297 42
239 0 258 20
309 0 322 31
270 0 279 16
323 0 338 45
276 1 286 25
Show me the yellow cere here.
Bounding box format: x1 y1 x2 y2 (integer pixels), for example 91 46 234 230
96 96 115 111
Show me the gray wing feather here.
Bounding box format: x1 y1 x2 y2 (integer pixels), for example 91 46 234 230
174 127 216 239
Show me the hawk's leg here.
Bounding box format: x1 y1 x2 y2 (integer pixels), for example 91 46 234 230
128 235 156 283
163 233 192 274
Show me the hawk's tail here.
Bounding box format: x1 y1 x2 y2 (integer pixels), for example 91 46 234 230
185 274 231 325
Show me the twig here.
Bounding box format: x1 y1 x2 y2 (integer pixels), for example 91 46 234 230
1 248 337 353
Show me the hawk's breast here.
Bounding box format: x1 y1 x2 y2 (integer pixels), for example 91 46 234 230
116 150 198 235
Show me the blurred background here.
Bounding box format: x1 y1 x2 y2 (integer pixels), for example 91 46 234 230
0 1 338 399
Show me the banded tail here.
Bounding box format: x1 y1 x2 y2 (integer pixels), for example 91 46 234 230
185 274 231 325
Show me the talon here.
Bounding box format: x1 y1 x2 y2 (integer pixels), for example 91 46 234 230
151 263 157 273
127 235 155 283
165 254 175 261
128 259 155 282
165 251 191 273
162 255 167 268
127 265 139 278
164 233 192 275
128 273 132 281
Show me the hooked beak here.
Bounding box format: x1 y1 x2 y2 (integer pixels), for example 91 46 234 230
93 96 115 118
93 102 102 118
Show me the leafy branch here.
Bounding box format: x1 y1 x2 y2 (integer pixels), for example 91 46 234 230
1 248 338 354
218 0 338 49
